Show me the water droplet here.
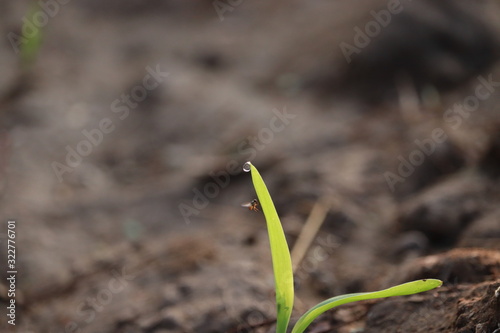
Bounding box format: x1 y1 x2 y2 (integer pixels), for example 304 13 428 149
243 161 252 172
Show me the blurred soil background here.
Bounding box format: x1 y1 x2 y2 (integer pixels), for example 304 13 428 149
1 0 500 332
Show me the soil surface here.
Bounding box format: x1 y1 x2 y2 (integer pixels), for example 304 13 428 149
1 1 500 333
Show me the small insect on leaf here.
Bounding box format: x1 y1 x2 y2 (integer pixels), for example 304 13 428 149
241 199 260 212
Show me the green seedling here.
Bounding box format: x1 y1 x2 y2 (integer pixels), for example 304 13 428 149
243 161 442 333
20 2 44 70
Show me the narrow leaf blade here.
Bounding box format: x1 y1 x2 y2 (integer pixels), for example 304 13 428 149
249 163 294 333
291 279 442 333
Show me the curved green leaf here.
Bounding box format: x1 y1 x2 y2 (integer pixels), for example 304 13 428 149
291 279 442 333
248 163 294 333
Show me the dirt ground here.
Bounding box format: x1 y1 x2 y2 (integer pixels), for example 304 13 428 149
1 1 500 332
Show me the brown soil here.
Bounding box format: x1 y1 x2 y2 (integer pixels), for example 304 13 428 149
1 1 500 332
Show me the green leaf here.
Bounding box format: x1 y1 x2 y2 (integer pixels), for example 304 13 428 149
21 3 44 69
291 279 442 333
248 163 294 333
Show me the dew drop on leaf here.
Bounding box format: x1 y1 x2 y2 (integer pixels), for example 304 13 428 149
243 161 251 172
